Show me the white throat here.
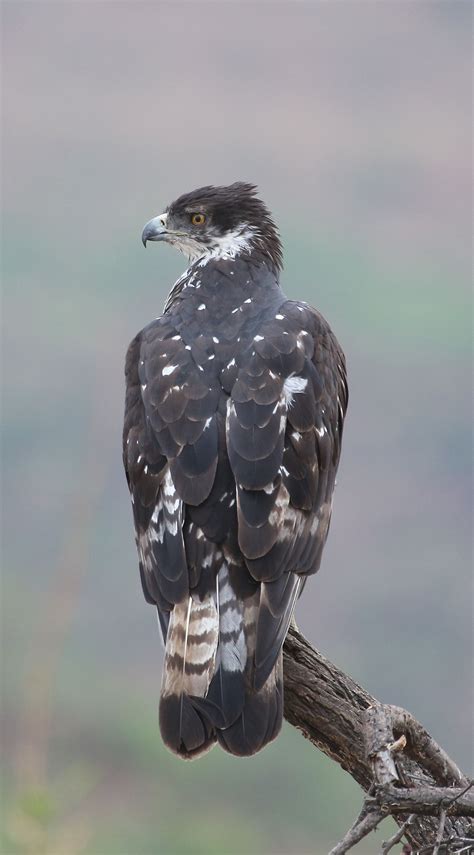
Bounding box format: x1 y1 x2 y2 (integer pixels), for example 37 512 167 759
170 226 255 266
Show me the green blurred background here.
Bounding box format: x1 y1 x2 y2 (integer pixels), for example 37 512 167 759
1 3 472 853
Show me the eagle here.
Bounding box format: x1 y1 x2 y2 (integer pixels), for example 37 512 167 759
123 183 348 759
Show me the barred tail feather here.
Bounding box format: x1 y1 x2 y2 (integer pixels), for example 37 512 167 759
159 564 288 759
193 564 284 757
159 594 218 759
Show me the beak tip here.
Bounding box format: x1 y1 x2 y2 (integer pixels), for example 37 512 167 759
141 214 168 248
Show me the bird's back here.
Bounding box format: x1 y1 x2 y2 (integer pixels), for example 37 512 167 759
124 184 347 758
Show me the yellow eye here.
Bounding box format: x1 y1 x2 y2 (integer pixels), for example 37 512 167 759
191 212 206 226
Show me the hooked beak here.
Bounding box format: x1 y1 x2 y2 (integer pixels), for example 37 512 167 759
141 213 169 247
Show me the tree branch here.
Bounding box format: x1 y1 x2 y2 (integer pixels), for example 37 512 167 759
282 625 474 852
373 786 474 817
327 807 386 855
380 816 415 854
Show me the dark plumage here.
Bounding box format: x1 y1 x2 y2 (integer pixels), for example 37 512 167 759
123 182 348 758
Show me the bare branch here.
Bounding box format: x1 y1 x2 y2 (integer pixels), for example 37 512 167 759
380 815 415 854
432 808 447 855
375 785 474 816
282 625 474 852
389 706 468 788
327 808 386 855
444 781 474 807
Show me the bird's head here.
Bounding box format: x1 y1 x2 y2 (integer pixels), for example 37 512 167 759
141 182 282 272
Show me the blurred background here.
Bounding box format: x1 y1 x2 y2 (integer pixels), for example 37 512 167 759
1 2 472 853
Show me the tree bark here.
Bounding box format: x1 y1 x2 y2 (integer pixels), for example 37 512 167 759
282 625 473 852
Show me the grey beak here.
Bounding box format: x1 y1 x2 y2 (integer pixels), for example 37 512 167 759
141 214 168 247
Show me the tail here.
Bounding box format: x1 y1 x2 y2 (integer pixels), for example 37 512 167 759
159 595 218 759
158 564 284 758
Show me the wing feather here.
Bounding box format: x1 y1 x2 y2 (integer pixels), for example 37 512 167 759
225 299 348 686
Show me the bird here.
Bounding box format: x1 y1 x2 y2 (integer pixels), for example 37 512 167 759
123 182 348 759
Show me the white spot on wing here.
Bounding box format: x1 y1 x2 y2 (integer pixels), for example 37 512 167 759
283 375 308 407
162 364 178 376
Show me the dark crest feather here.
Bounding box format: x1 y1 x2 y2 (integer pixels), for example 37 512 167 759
168 182 283 273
